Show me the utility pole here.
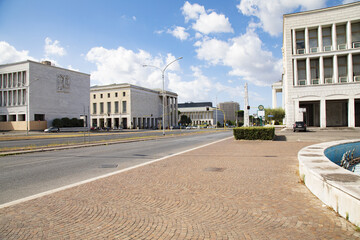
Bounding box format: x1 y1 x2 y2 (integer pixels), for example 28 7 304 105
244 83 250 127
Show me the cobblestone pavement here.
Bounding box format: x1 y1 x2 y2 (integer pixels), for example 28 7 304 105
1 139 360 239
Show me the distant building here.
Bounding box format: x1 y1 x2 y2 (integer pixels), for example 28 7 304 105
217 101 240 122
178 102 224 126
0 60 90 130
90 83 178 129
274 2 360 128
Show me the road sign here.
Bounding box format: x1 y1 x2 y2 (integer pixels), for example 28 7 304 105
258 110 265 117
258 105 264 111
268 115 274 117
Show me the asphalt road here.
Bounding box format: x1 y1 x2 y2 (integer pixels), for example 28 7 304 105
0 129 212 149
0 130 232 205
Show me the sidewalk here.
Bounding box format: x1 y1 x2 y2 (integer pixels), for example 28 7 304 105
1 138 359 239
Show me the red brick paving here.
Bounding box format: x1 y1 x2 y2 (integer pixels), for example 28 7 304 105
1 139 360 239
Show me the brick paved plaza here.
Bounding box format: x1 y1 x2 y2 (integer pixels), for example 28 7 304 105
1 137 360 239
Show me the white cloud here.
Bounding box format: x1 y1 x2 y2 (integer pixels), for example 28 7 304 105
44 37 66 57
343 0 358 3
167 26 190 41
181 1 233 35
237 0 326 36
182 1 205 22
0 41 35 64
192 11 234 34
195 29 282 86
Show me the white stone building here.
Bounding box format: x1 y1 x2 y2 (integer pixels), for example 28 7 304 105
273 2 360 128
90 84 178 129
0 60 90 130
217 101 240 122
178 102 224 126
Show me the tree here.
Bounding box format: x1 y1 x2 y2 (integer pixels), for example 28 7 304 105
265 108 285 124
179 115 192 126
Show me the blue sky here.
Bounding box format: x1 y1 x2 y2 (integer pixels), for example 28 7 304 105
0 0 356 112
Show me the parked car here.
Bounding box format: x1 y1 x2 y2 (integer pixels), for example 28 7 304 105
44 127 60 133
293 121 307 132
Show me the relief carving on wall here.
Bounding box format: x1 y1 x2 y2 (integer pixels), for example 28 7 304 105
57 74 70 93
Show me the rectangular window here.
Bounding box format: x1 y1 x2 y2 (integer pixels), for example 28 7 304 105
352 22 360 47
100 94 103 99
107 102 111 113
3 74 7 88
324 57 333 79
322 27 332 51
93 94 96 99
93 103 97 114
338 56 347 82
123 92 126 97
337 24 347 49
115 101 119 113
297 60 306 85
353 54 360 81
107 93 110 98
22 71 26 86
309 29 318 52
100 102 104 114
310 59 319 84
34 114 45 121
115 92 118 97
122 101 127 113
296 30 305 54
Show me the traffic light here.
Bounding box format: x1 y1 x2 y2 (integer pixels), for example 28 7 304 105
247 106 250 110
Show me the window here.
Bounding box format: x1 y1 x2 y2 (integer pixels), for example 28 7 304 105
107 102 111 113
100 102 104 114
122 101 127 113
324 57 333 83
115 92 118 97
0 115 7 122
107 93 110 98
93 94 96 99
309 29 318 52
297 60 306 85
322 27 332 51
338 56 347 82
352 22 360 48
337 24 347 49
34 114 45 121
296 30 305 54
123 92 126 97
353 54 360 81
115 101 119 113
100 94 103 98
93 103 97 114
310 59 319 84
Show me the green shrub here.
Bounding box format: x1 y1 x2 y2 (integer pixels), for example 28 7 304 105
233 127 275 140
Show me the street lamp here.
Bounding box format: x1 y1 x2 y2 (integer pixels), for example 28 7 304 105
26 78 40 135
143 56 183 136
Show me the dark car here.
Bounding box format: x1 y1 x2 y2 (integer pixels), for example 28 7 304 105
44 127 60 133
293 121 307 132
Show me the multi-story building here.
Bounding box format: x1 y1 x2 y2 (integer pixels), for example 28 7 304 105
90 84 178 129
217 101 240 123
273 2 360 128
0 60 90 130
178 102 224 126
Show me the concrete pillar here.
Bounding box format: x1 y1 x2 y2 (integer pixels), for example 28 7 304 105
348 97 355 128
320 98 326 128
272 88 277 109
305 27 310 54
306 58 311 85
294 59 298 86
318 25 323 52
294 99 300 122
175 97 178 126
332 23 337 51
348 53 353 82
319 56 324 84
292 29 297 54
347 21 352 50
333 55 338 83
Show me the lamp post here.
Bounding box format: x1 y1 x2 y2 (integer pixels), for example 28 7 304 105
26 78 40 135
143 57 183 136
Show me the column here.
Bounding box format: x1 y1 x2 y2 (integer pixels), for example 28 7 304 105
293 59 298 86
272 88 277 109
318 25 323 52
319 56 324 84
292 29 297 54
333 55 338 83
348 53 353 82
347 21 352 49
306 58 311 85
348 97 355 128
332 23 337 51
175 97 178 126
320 98 326 128
294 99 300 122
305 27 310 54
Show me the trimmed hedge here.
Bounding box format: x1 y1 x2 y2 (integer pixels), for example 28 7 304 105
233 127 275 140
